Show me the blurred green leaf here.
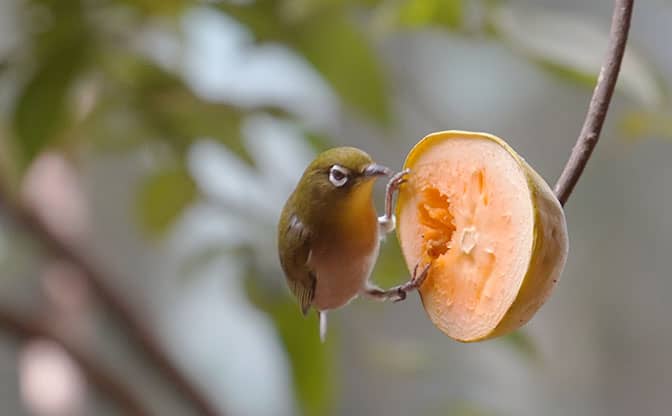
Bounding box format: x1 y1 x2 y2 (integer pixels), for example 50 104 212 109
294 11 390 122
218 1 286 43
74 97 156 154
499 329 538 361
112 0 189 16
125 59 246 151
96 53 253 161
620 110 672 141
136 166 197 237
396 0 462 29
220 3 390 122
303 131 334 152
489 4 667 108
270 301 335 416
447 402 498 416
143 84 248 160
371 237 409 288
12 0 90 166
245 274 336 416
0 123 20 188
534 60 597 87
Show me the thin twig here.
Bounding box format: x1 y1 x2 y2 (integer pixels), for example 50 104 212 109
0 304 149 416
0 186 221 416
554 0 634 205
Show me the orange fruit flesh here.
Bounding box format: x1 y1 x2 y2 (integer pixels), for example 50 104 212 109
397 134 537 341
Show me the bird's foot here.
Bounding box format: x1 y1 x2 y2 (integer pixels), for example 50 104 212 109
388 168 409 191
363 262 431 303
377 215 396 235
379 169 410 234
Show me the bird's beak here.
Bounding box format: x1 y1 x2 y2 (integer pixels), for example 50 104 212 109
363 163 392 178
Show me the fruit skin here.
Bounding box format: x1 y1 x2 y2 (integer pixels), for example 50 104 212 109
396 130 569 342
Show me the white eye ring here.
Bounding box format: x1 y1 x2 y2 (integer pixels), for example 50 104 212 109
329 165 349 187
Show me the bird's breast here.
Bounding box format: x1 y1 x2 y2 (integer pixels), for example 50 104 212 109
310 203 379 311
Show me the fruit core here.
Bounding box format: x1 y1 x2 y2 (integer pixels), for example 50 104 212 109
418 188 455 260
416 167 492 265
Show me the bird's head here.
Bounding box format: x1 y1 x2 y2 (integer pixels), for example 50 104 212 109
293 147 391 223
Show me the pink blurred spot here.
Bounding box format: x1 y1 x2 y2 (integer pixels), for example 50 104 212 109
21 152 89 244
19 339 86 416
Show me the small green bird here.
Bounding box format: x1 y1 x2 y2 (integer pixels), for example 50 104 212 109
277 147 429 341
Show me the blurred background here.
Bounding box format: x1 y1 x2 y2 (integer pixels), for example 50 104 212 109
0 0 671 415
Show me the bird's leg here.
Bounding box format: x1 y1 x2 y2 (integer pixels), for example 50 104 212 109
378 169 410 235
318 311 328 343
363 262 431 303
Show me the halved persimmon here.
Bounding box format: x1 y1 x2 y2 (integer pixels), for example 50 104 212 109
396 131 568 342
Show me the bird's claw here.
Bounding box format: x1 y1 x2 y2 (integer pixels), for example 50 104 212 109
380 169 410 235
389 169 410 189
387 261 432 303
392 288 407 303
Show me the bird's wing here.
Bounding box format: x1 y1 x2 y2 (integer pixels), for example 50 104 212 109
278 213 316 315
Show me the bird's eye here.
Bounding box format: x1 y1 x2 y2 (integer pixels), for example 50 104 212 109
329 165 349 187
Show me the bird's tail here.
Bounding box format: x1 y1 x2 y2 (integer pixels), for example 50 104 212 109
319 311 328 343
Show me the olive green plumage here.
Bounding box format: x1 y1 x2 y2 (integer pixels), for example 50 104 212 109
277 147 387 315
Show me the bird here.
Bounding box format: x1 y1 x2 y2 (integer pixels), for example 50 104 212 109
277 147 429 341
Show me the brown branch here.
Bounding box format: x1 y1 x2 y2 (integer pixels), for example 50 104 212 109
0 304 149 416
554 0 634 205
0 188 222 416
